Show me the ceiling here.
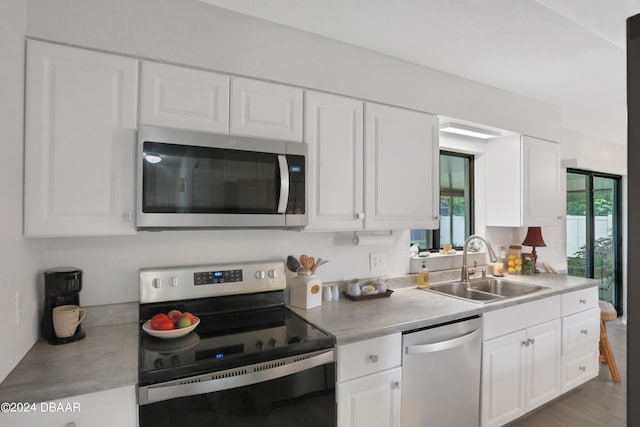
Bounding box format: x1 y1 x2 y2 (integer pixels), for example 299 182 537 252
199 0 640 145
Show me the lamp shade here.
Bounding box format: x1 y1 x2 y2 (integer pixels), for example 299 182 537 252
522 227 546 247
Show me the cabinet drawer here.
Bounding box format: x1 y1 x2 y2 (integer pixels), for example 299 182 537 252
562 309 600 355
483 296 561 340
561 287 598 316
337 333 401 382
561 345 599 392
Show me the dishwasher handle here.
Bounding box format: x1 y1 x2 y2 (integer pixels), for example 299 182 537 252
405 328 481 355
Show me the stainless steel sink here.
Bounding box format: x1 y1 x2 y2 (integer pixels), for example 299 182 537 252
426 278 548 303
469 278 546 298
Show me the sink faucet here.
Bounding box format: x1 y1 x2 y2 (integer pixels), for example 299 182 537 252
461 235 498 282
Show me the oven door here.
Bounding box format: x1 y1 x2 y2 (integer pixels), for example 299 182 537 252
136 126 307 229
138 349 335 427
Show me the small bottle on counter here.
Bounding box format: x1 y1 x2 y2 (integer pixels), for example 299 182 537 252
418 262 430 289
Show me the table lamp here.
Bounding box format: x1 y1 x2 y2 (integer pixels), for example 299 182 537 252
522 227 546 273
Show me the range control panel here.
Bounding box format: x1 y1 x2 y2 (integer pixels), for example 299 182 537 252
194 269 243 286
140 261 285 304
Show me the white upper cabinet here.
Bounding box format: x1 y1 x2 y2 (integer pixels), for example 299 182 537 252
140 61 230 133
304 91 364 230
24 41 138 237
485 134 563 227
364 103 439 230
230 77 303 141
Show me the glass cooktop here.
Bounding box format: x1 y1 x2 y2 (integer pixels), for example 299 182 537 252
138 305 334 385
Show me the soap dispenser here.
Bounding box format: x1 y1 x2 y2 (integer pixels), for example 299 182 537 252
418 262 430 289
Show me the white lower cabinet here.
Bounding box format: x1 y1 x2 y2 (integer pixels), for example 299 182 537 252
481 297 562 427
337 367 402 427
482 319 561 427
2 385 138 427
336 333 401 427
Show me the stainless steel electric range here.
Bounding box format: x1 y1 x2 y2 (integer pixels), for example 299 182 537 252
137 260 336 427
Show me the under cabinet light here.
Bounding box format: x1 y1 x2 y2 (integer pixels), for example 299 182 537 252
440 123 500 139
144 154 162 164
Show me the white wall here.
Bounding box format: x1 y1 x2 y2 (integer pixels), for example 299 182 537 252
0 0 44 382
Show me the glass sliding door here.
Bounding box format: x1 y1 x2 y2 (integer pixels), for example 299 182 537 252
566 173 590 278
566 169 622 312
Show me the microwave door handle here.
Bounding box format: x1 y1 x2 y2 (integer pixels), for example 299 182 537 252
277 155 289 214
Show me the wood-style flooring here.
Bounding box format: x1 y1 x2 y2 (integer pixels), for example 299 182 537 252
507 318 627 427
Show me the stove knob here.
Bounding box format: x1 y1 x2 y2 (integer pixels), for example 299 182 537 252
268 269 278 279
255 270 266 280
268 338 277 348
169 276 178 288
256 340 264 350
152 278 162 289
153 358 163 369
171 355 180 366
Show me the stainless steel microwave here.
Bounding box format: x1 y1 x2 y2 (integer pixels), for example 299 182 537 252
136 126 307 229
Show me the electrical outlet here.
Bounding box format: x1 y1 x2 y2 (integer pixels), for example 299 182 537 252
369 252 386 272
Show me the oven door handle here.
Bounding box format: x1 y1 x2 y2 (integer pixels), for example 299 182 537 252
277 155 289 214
139 349 335 405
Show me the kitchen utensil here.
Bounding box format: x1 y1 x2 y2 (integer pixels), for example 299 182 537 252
300 255 315 271
142 317 200 339
312 258 329 274
286 255 302 273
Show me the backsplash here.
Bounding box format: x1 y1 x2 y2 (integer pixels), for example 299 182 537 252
42 229 413 306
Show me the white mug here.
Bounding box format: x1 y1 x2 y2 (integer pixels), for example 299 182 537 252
52 305 86 338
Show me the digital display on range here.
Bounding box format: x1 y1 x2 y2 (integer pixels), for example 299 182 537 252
194 269 243 285
290 166 302 173
196 344 244 360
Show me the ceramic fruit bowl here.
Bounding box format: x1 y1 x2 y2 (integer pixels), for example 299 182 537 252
142 317 200 339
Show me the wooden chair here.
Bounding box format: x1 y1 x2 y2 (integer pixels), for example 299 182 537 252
599 300 622 383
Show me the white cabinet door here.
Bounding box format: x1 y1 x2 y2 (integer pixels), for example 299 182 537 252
522 135 563 226
526 319 562 411
485 134 562 227
140 61 229 133
24 41 137 237
230 77 303 141
337 367 401 427
3 385 138 427
364 103 439 230
481 330 527 427
304 91 364 230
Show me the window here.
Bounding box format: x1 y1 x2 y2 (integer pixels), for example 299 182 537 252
411 151 474 250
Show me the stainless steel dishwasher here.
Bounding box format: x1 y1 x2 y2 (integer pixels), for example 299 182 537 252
401 316 482 427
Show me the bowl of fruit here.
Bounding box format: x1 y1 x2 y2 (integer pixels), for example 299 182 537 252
142 310 200 339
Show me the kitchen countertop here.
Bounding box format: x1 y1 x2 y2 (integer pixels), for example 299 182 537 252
289 273 601 344
0 273 599 404
0 322 138 403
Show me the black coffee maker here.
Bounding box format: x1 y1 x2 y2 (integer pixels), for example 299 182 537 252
43 267 86 345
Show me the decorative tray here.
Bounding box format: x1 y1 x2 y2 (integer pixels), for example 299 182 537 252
343 289 393 301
